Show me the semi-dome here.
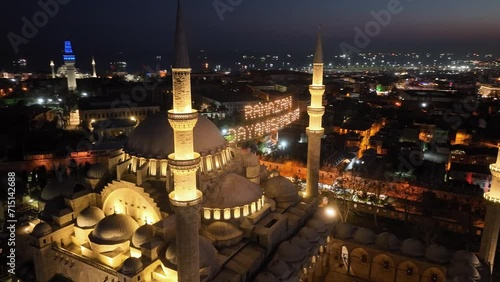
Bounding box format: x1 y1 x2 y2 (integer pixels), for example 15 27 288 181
41 177 76 201
204 222 243 247
32 222 52 237
76 206 105 228
91 214 139 243
452 250 481 267
254 272 279 282
353 227 376 244
262 175 299 202
121 257 143 275
307 218 328 234
85 163 108 179
125 112 226 159
376 232 400 250
267 259 292 280
165 236 217 269
277 240 306 263
132 224 154 248
400 238 425 257
425 244 449 263
448 263 481 281
334 222 355 239
298 226 320 243
203 173 262 208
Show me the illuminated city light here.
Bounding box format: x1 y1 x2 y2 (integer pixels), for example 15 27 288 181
244 96 293 120
227 108 300 142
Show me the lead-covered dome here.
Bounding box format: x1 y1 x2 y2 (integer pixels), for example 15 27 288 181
203 173 262 208
277 240 306 263
400 238 425 257
86 163 108 179
121 257 143 275
32 222 52 237
353 227 376 244
91 214 139 243
204 222 243 247
76 206 105 228
132 224 154 248
425 244 449 263
452 250 480 267
262 176 299 203
376 232 400 250
41 177 76 201
125 112 226 158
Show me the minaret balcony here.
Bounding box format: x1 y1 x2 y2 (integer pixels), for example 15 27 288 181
309 85 325 92
168 110 198 130
307 106 325 117
490 164 500 178
168 153 201 176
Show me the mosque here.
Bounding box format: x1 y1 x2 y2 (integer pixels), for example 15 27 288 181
17 1 494 282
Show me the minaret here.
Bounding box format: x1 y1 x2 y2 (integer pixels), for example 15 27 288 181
50 60 55 78
63 40 77 92
305 26 325 199
480 145 500 273
91 56 97 78
168 1 202 282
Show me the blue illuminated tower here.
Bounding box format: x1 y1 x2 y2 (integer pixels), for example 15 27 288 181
63 40 77 92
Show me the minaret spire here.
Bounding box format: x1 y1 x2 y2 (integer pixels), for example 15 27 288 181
91 56 97 78
313 25 323 64
305 25 325 198
50 60 55 79
174 0 190 68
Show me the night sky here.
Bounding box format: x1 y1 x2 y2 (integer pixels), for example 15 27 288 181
1 0 500 71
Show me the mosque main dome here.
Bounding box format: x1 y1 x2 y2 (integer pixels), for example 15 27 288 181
125 111 226 159
91 214 139 243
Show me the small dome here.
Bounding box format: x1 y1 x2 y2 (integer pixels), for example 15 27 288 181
267 259 292 280
121 257 143 275
452 251 481 267
376 232 400 250
132 224 154 248
448 263 481 280
166 236 217 269
125 112 226 159
32 222 52 237
298 227 320 243
86 163 108 179
91 214 139 243
425 244 449 263
41 177 76 200
334 222 355 239
76 206 105 228
262 176 299 202
277 240 306 263
291 236 312 250
254 272 279 282
203 173 262 209
205 222 243 247
354 227 376 244
400 239 425 257
307 218 327 234
241 151 260 167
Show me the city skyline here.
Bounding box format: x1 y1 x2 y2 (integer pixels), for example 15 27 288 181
2 0 500 71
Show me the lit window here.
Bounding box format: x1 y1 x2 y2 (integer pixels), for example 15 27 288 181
407 267 413 276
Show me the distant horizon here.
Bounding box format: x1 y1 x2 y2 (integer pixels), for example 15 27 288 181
2 0 500 71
